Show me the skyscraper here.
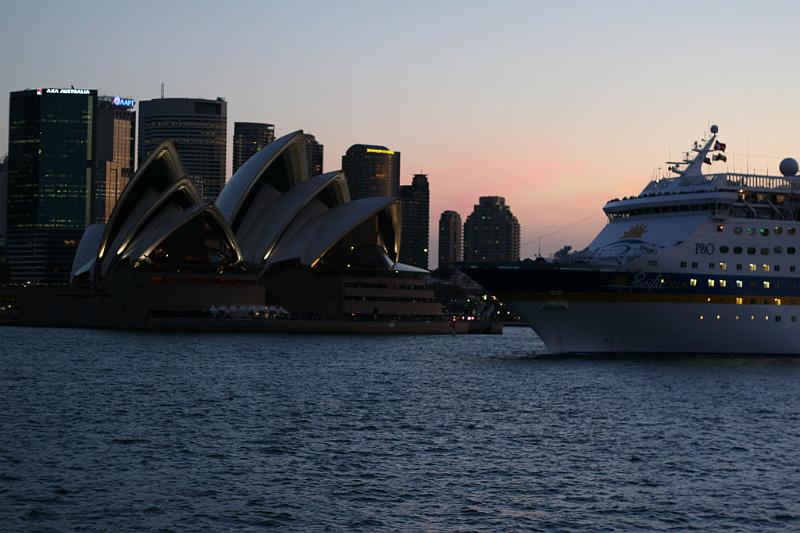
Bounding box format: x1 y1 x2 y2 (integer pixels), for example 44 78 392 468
138 97 227 199
93 95 135 223
304 133 324 177
438 210 462 269
463 196 521 262
0 154 7 255
7 87 98 283
399 174 429 268
341 144 400 200
233 122 274 173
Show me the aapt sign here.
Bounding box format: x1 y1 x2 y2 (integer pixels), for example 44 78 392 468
112 96 135 108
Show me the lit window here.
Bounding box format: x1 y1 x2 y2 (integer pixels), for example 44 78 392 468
749 264 757 271
735 297 743 305
720 262 727 270
716 314 721 320
763 264 770 272
717 224 725 232
699 315 704 320
765 315 770 321
720 280 727 288
736 280 743 288
750 315 756 320
708 279 715 287
764 281 771 289
735 315 740 320
690 278 698 287
775 298 782 306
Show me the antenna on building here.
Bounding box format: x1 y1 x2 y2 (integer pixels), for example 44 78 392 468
161 83 165 99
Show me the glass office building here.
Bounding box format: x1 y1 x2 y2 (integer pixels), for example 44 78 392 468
138 97 227 200
6 88 97 283
93 96 135 223
341 144 400 200
233 122 275 173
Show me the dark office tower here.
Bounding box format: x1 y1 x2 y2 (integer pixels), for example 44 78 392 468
0 154 7 254
464 196 521 262
341 144 400 200
304 134 324 177
93 96 135 223
138 97 227 199
233 122 274 173
399 174 429 268
438 210 462 269
7 87 98 283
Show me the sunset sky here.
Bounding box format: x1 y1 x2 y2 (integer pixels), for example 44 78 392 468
3 0 800 264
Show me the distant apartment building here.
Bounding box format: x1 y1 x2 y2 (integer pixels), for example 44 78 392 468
304 134 324 177
138 97 227 199
6 87 98 282
233 122 275 173
463 196 521 262
399 174 430 269
438 210 462 269
341 144 400 200
93 95 136 223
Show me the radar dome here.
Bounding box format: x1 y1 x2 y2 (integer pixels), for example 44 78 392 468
780 157 799 177
710 124 719 134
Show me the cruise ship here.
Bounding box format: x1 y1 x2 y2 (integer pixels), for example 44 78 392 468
461 126 800 354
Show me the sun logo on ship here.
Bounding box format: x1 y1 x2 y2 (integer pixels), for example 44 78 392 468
622 224 647 239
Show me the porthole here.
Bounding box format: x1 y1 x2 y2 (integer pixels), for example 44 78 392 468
789 228 797 236
775 226 784 235
747 227 756 235
789 247 797 255
775 246 784 253
747 247 756 255
733 247 742 254
760 228 770 236
720 246 729 253
761 248 769 255
734 227 743 235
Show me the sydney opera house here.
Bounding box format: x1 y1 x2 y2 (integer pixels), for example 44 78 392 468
0 131 442 329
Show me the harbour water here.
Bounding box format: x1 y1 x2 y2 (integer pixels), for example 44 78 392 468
3 326 800 530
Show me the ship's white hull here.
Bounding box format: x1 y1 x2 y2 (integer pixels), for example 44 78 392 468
511 300 800 354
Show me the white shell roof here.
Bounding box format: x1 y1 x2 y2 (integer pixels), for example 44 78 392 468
266 196 400 268
215 130 306 226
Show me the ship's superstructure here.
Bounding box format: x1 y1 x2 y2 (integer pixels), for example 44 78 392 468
462 126 800 354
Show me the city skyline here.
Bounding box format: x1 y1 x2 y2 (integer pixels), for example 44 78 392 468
3 1 800 261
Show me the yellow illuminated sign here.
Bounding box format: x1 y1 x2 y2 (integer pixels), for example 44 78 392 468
366 148 395 155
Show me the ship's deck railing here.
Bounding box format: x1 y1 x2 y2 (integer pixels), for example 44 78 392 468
720 173 798 191
608 172 800 204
